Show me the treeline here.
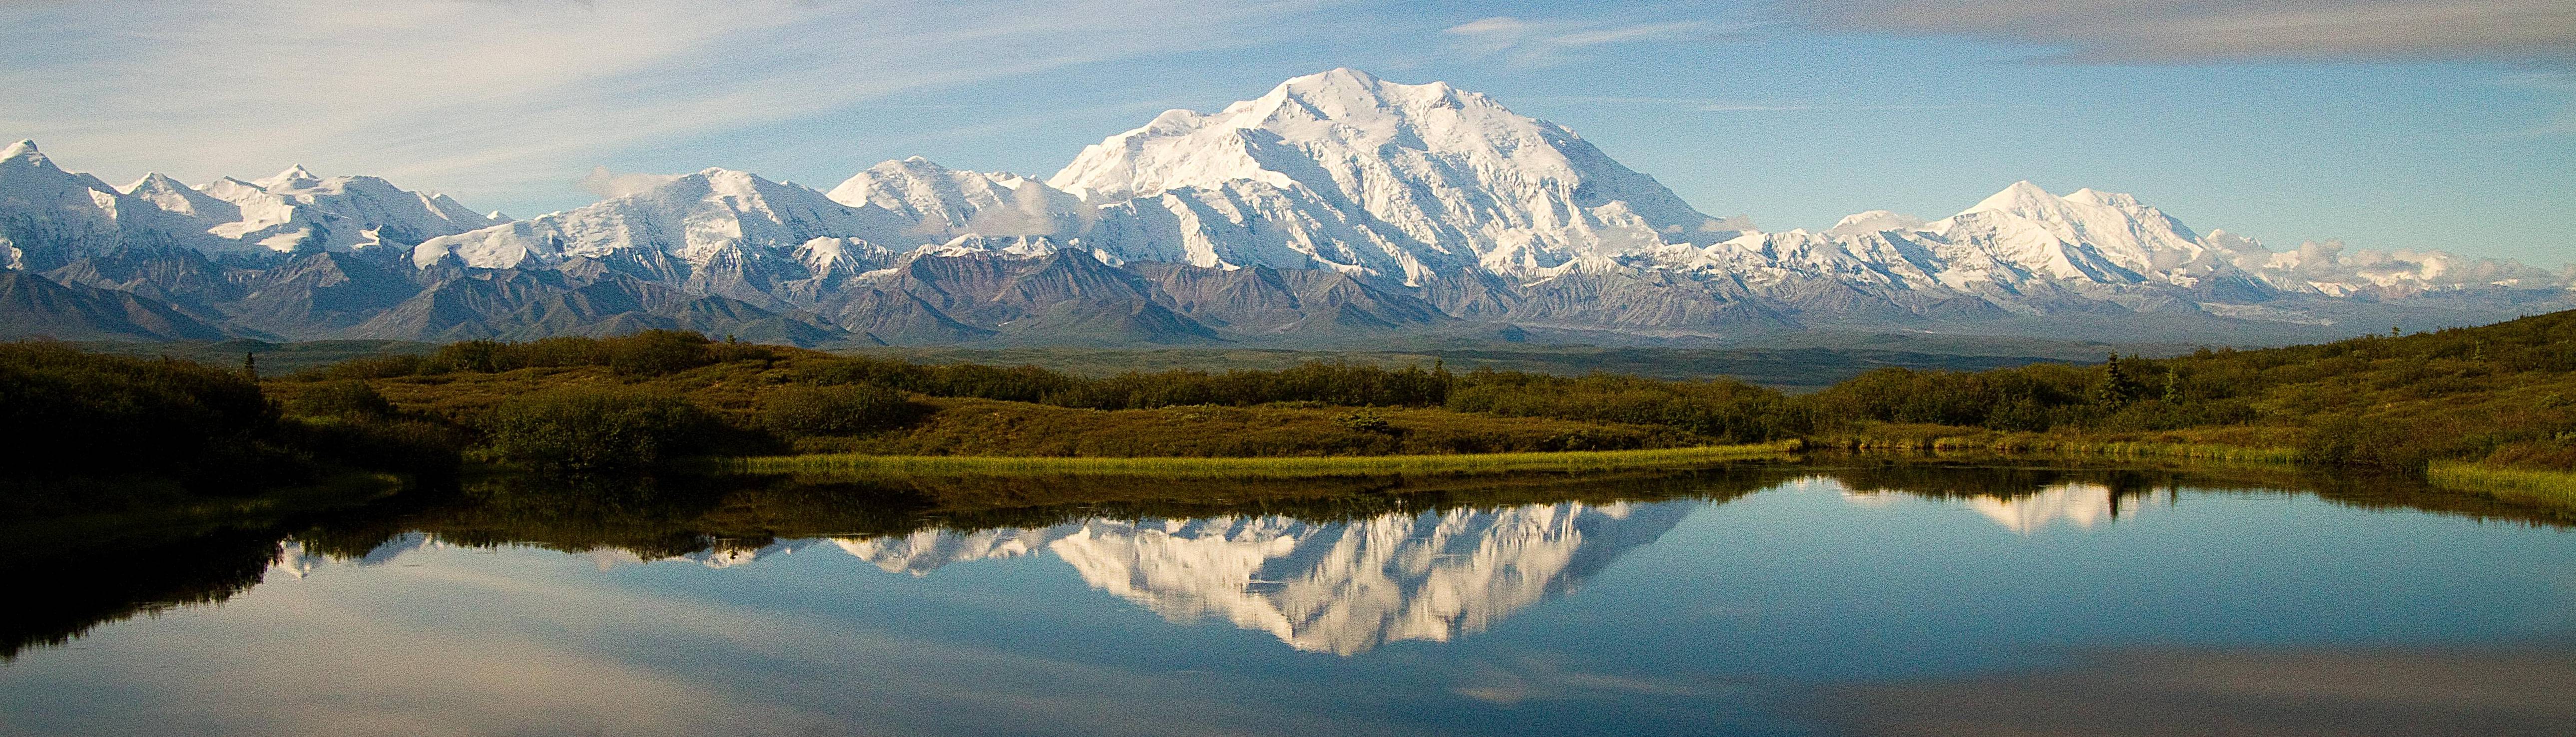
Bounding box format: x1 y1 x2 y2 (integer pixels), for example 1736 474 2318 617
32 306 2570 482
302 331 782 380
0 342 461 512
294 332 2290 450
275 315 2576 476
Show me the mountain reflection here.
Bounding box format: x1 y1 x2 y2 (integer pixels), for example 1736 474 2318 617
838 502 1696 654
16 462 2573 661
1836 474 2182 534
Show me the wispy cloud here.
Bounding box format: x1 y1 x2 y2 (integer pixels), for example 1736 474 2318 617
1805 0 2576 63
1699 103 1816 112
1444 15 1756 66
1528 96 2008 113
2499 71 2576 135
576 166 685 199
0 0 1336 209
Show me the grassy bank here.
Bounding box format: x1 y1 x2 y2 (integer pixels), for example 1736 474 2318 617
2428 462 2576 509
1817 426 2304 466
728 442 1800 479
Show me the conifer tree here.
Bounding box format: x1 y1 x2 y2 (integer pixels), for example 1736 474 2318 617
2093 354 2141 407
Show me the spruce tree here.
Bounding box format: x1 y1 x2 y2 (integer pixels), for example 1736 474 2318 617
2094 354 2141 407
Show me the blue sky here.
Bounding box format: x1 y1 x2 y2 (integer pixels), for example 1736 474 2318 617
4 0 2570 263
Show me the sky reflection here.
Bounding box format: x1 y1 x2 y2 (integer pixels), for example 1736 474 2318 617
5 470 2572 737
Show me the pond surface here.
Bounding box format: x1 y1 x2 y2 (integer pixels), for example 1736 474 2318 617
4 465 2573 736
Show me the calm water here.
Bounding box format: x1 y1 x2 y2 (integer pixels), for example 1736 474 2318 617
4 465 2573 736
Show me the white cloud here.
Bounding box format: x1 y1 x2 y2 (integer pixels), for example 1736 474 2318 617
576 166 684 199
1444 15 1751 66
0 0 1334 211
1806 0 2576 63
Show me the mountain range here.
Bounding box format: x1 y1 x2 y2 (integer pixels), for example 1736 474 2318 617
6 68 2569 346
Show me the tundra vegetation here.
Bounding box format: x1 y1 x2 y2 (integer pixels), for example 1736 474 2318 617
7 310 2575 513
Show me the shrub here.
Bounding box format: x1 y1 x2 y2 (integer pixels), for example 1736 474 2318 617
408 331 777 377
289 417 468 480
757 383 919 437
2298 414 2429 473
0 342 279 483
1337 409 1395 434
288 379 393 418
483 386 714 471
294 354 424 381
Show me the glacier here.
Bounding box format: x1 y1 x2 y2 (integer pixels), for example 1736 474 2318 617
3 68 2571 346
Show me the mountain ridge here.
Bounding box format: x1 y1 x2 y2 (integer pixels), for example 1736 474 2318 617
2 70 2569 346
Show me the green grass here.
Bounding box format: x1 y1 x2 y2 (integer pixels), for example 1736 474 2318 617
2428 461 2576 509
726 442 1799 478
1961 438 2303 465
1819 427 2305 466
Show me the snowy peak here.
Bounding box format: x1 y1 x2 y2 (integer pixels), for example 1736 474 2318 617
2064 187 2141 209
122 172 240 222
255 164 321 189
2 139 43 166
1826 210 1930 236
0 140 502 262
1049 68 1729 282
826 157 1082 241
413 166 916 271
1934 181 2218 284
1963 180 2060 216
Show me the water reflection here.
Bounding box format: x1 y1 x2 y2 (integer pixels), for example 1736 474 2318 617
10 462 2572 663
1820 644 2576 737
1847 481 2170 534
281 502 1695 655
8 463 2576 737
842 502 1692 654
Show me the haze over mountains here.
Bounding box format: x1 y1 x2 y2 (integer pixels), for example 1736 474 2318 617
4 69 2568 346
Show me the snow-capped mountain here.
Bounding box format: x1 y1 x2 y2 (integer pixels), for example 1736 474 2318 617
0 139 500 270
0 140 218 269
829 501 1695 655
1056 68 1743 284
414 167 908 271
826 156 1086 243
185 165 500 254
3 68 2570 346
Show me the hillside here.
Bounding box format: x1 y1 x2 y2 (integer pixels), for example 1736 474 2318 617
1803 310 2576 474
5 309 2571 522
250 311 2576 480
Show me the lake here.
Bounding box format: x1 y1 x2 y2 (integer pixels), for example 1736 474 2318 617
4 463 2572 736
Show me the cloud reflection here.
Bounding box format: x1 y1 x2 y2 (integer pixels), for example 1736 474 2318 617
1821 644 2576 737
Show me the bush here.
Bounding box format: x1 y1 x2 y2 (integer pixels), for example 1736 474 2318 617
1337 409 1395 434
294 354 424 381
2299 415 2429 473
483 386 714 471
0 342 279 483
758 384 919 437
404 331 778 377
1446 371 1796 443
288 379 393 418
289 417 468 480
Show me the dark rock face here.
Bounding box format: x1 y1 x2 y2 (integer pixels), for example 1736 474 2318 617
4 241 2570 347
0 270 226 341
